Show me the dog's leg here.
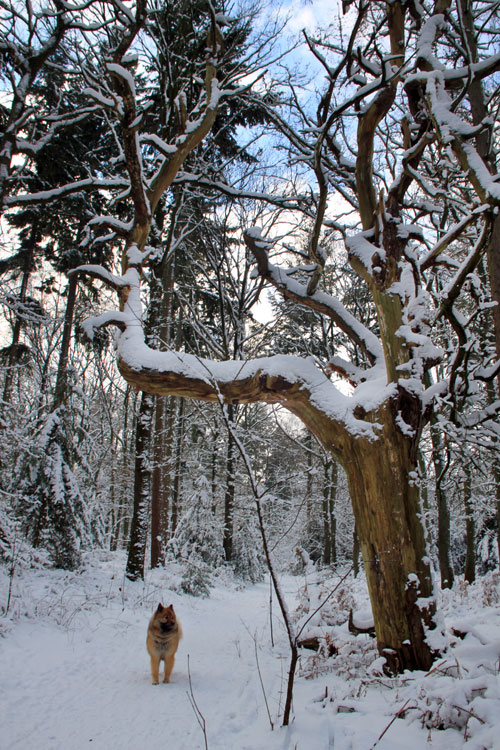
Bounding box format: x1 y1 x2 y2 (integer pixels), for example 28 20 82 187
163 653 175 683
150 654 160 685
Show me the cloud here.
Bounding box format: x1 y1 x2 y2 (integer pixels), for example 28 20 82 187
282 0 342 33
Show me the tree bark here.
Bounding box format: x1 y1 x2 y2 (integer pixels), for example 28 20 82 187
322 462 331 566
223 403 236 562
53 275 78 409
344 422 437 674
0 221 37 421
150 251 176 568
117 386 134 549
463 464 475 584
126 393 153 581
353 527 360 578
150 395 166 568
170 398 184 536
430 419 454 589
322 460 337 565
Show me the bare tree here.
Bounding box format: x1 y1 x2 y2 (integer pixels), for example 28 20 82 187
10 1 497 673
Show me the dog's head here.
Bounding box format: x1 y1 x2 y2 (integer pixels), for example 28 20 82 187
154 603 177 633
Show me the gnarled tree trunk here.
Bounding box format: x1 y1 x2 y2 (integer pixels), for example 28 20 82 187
344 420 436 673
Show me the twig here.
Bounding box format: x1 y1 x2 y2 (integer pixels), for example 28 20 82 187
269 575 274 648
186 654 209 750
370 698 414 749
3 533 21 616
254 633 274 730
211 383 298 726
295 565 354 643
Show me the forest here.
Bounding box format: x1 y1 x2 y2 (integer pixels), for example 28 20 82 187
1 0 500 746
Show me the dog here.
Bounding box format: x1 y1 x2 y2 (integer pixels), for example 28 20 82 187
146 603 182 685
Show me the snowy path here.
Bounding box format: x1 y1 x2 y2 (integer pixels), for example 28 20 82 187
3 559 500 749
1 571 307 750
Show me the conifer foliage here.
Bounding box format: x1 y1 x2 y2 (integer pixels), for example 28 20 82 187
18 407 89 570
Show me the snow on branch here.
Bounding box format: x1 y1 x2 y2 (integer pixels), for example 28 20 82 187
434 220 491 323
442 52 500 85
146 52 223 213
244 228 383 367
420 206 490 271
87 215 134 237
15 108 100 155
174 172 311 212
5 178 128 207
69 264 129 291
116 338 383 444
81 311 128 339
139 134 177 157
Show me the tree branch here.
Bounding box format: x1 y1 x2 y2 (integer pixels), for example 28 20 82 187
244 229 382 366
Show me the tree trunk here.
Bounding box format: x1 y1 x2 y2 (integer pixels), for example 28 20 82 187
485 382 500 566
322 460 337 565
353 527 360 577
305 432 314 555
417 449 433 552
344 423 437 674
322 462 331 566
126 393 153 581
150 395 166 568
0 221 37 422
495 465 500 570
54 275 78 409
149 252 176 568
115 386 133 550
429 415 454 588
463 464 475 584
329 461 337 565
211 426 219 513
486 214 500 390
223 403 236 562
170 398 184 535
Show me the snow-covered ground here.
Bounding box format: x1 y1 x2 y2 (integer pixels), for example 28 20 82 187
1 553 500 749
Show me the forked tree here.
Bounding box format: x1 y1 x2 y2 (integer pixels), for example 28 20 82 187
11 1 500 673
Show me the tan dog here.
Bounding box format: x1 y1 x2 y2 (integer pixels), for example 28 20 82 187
146 603 182 685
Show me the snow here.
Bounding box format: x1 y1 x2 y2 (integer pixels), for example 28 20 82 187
77 249 381 439
415 14 447 68
346 230 385 272
245 227 382 365
118 325 383 439
88 215 134 235
106 63 137 99
83 86 121 112
4 178 128 206
2 555 500 750
139 133 177 155
215 13 232 27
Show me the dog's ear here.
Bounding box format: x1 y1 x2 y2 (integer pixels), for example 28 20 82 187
156 603 163 612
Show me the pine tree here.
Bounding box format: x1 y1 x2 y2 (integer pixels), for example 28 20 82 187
168 474 224 596
18 408 89 569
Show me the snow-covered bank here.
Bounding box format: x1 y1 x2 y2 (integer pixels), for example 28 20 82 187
1 554 500 749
